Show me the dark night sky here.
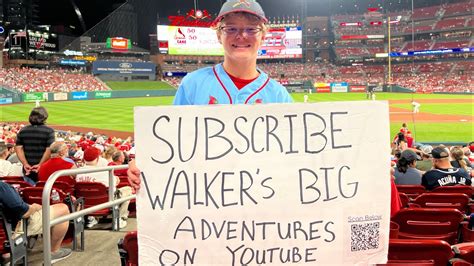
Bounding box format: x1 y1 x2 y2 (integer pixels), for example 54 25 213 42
38 0 449 31
37 0 456 44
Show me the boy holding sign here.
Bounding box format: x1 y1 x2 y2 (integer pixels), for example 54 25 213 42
128 0 292 188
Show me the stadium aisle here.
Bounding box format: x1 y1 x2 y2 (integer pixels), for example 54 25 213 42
27 218 137 265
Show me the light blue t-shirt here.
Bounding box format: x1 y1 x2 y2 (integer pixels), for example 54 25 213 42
173 63 293 105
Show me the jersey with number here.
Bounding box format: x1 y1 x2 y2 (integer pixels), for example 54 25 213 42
173 63 293 105
421 167 471 190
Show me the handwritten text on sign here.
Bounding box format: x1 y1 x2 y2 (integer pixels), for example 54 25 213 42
135 102 391 265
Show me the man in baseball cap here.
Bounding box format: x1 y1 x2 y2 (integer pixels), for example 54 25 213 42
421 146 471 190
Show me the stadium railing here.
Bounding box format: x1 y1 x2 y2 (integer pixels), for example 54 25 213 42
41 165 135 266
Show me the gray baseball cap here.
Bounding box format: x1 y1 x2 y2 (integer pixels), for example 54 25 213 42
214 0 267 23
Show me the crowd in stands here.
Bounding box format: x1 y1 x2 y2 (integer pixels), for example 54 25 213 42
159 60 473 93
0 67 110 93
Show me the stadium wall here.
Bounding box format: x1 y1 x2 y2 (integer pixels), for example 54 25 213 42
2 90 176 104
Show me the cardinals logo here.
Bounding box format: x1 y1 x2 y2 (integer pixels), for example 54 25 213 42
208 96 218 104
233 0 251 8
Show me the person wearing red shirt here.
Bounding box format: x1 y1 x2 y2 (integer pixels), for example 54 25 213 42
107 150 127 177
38 141 76 185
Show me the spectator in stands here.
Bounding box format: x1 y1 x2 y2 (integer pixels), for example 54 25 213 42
0 182 72 263
38 141 76 184
394 150 423 185
76 147 131 229
103 146 118 164
0 143 23 177
394 132 408 151
416 145 434 172
15 107 55 185
451 146 473 176
405 130 414 148
421 146 471 190
128 0 292 190
108 150 128 177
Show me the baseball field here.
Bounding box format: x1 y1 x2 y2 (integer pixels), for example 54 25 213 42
1 84 472 143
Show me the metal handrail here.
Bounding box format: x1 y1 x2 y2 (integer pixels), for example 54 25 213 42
42 165 134 266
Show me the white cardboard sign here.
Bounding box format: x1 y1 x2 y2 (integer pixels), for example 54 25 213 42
135 101 391 265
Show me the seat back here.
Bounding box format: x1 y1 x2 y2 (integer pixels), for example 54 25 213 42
399 193 409 208
0 204 27 265
0 176 24 182
413 193 470 212
36 180 75 195
387 239 453 266
21 187 67 205
118 230 138 266
391 208 464 244
2 180 32 189
396 185 426 198
75 182 110 215
431 186 473 198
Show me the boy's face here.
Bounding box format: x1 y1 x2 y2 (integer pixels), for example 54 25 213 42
217 13 265 63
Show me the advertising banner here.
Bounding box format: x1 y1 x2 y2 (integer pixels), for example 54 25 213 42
53 93 68 101
0 98 12 105
94 91 112 99
92 61 156 75
314 82 331 93
71 92 88 100
135 102 391 265
350 85 367 92
331 82 349 93
22 93 46 102
59 59 87 66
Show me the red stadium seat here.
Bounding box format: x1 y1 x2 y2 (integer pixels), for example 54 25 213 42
75 182 119 230
431 186 473 198
396 185 426 199
118 230 138 266
412 193 470 213
36 180 75 195
21 187 68 205
385 239 453 266
0 176 24 182
453 242 474 264
391 208 464 244
2 180 33 189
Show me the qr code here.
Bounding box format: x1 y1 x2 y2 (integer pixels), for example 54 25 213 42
350 222 380 252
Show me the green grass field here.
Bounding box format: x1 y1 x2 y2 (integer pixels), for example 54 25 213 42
1 93 472 142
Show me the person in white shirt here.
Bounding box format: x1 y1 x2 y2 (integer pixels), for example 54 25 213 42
75 147 131 229
0 143 23 177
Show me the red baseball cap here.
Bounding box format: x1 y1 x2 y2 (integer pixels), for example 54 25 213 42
83 147 101 162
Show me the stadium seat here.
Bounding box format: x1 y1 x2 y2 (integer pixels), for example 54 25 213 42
390 221 399 239
453 242 474 264
0 204 28 265
391 208 464 244
398 193 409 208
431 186 473 198
118 230 138 266
412 193 470 213
21 186 85 250
36 180 75 195
21 187 68 205
75 182 119 230
2 180 33 189
396 185 426 199
0 176 24 182
385 239 453 266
